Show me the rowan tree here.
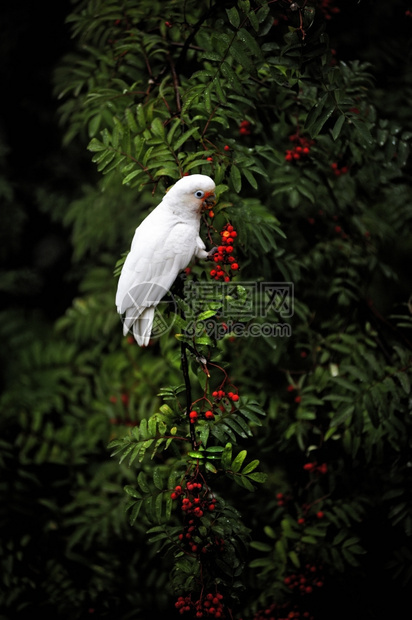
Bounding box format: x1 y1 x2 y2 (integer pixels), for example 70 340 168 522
1 1 411 619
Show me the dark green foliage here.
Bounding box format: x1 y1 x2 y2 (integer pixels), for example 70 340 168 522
1 1 412 618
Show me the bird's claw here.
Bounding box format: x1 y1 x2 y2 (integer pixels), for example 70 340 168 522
207 247 219 260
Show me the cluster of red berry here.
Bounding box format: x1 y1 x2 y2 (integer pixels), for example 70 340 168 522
177 516 223 556
239 120 252 135
171 479 216 520
331 162 349 176
187 388 239 429
212 389 239 403
284 564 324 594
318 0 340 20
286 383 303 404
285 133 315 162
175 592 225 618
189 409 215 424
247 601 313 620
210 224 239 281
303 462 328 475
275 492 292 507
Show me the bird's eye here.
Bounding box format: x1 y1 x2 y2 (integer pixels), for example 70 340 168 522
194 190 205 199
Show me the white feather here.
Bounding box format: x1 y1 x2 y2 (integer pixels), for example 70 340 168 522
115 174 216 346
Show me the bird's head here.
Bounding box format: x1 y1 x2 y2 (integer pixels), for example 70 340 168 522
163 174 216 216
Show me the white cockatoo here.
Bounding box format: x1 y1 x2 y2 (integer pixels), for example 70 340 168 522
115 174 216 346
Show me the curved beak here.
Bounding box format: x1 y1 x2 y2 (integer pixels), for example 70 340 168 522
203 190 216 209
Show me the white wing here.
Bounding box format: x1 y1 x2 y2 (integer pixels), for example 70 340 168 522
116 205 201 345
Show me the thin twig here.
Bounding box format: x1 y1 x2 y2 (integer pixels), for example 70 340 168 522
181 341 197 449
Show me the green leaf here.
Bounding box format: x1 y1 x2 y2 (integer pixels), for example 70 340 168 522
288 550 300 568
241 459 260 474
128 500 142 526
221 443 233 469
331 114 345 140
351 118 373 145
230 165 242 193
226 6 240 29
236 28 262 59
173 127 199 150
250 541 272 552
122 169 141 185
87 138 105 152
137 471 150 494
152 467 164 491
396 371 410 394
151 117 165 139
231 449 247 473
188 451 205 459
246 472 267 483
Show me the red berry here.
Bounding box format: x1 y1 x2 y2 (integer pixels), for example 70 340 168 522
224 145 230 151
231 263 239 270
316 511 324 519
205 410 215 420
303 462 316 471
294 395 301 403
189 411 198 423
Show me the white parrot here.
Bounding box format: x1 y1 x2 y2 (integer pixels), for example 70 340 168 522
115 174 216 346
